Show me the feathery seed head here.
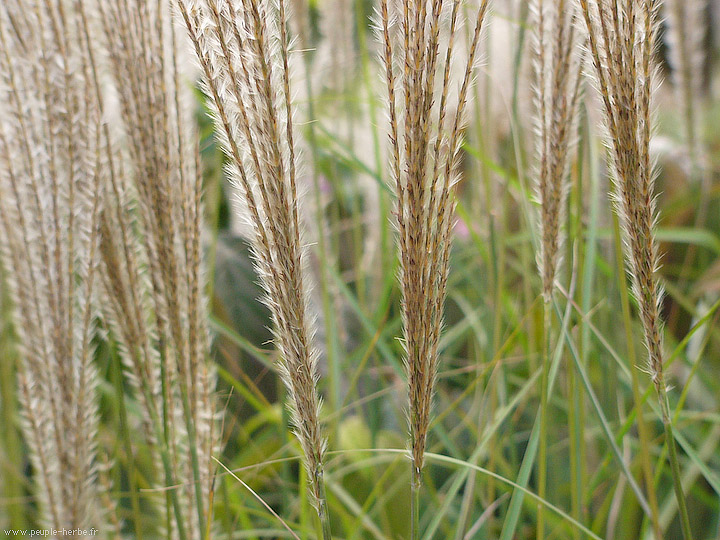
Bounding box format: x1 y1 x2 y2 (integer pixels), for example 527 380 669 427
93 0 220 535
175 0 328 512
532 0 582 302
379 0 490 477
0 0 107 531
578 0 666 391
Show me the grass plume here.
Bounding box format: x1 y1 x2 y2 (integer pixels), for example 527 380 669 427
173 0 331 536
378 0 490 536
530 1 581 537
93 0 219 537
0 0 107 532
578 1 694 538
532 0 581 303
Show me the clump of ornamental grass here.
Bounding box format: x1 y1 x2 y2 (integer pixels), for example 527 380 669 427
93 0 218 537
530 0 581 537
377 0 489 537
0 0 107 533
578 1 693 538
173 0 331 537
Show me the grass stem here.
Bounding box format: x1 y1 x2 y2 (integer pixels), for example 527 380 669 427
411 466 421 540
661 394 694 540
537 302 551 540
316 471 333 540
111 343 143 540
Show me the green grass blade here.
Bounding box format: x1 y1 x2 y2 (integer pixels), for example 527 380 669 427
552 302 653 517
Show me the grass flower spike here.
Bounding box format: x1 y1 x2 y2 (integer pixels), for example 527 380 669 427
174 0 331 536
378 0 489 537
0 0 107 532
578 1 694 538
94 1 219 537
532 0 581 303
530 1 581 536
